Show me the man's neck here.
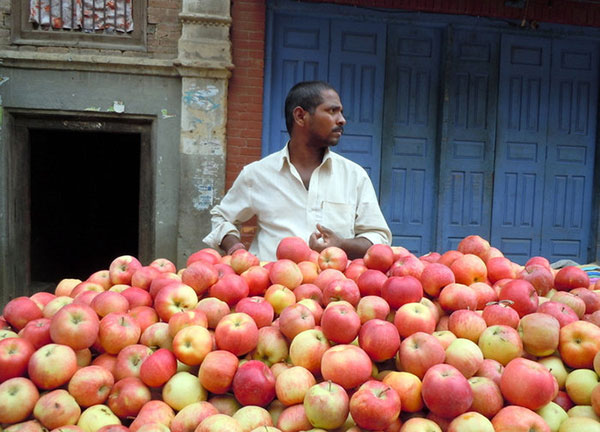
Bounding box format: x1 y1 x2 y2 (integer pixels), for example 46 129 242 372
288 139 326 170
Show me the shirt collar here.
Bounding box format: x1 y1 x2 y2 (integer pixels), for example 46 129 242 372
278 141 333 171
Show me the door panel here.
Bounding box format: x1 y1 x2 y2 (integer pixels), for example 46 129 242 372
329 21 386 193
492 35 551 263
266 14 330 156
438 29 500 251
381 25 441 255
541 39 598 263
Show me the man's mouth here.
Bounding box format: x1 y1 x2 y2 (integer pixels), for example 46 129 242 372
333 127 344 135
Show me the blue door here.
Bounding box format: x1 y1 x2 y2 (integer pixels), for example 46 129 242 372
438 29 500 251
380 25 442 255
541 39 598 263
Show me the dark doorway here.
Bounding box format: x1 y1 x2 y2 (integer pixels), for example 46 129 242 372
29 129 141 286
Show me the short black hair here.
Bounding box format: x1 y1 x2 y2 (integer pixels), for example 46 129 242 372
284 81 337 134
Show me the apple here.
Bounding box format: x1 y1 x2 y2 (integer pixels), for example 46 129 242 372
288 328 331 375
90 291 129 318
491 405 550 432
275 365 316 406
187 248 221 266
28 343 78 390
517 312 560 357
535 401 568 431
447 411 494 432
554 265 590 291
468 376 504 418
232 359 276 407
0 377 39 424
167 309 208 338
269 259 304 289
363 243 394 272
445 338 484 378
450 253 487 285
276 236 312 263
148 272 181 299
313 268 346 292
55 278 83 297
457 235 491 258
76 404 122 432
276 404 313 432
33 389 81 429
139 322 173 352
358 318 400 362
139 348 177 388
112 344 153 381
161 371 207 412
393 301 436 338
317 246 348 272
85 270 111 291
438 283 478 312
67 365 114 408
557 416 600 432
482 301 520 328
487 256 517 284
169 401 218 432
537 301 579 327
106 376 151 419
380 275 423 310
98 312 141 354
387 253 425 279
396 331 445 379
251 325 289 366
500 357 556 410
518 264 554 296
230 249 260 274
121 287 153 309
3 296 44 331
571 287 600 314
108 255 142 285
153 282 198 322
356 295 390 323
206 272 251 307
565 368 599 405
538 356 569 391
559 320 600 369
303 381 349 430
241 265 271 296
263 284 296 315
195 413 243 432
181 261 218 296
478 324 523 366
420 263 456 298
19 317 52 349
278 303 315 340
381 371 423 413
130 266 162 291
550 291 586 319
208 394 241 416
433 329 457 349
349 379 401 430
71 281 104 299
195 297 230 329
0 336 36 382
447 309 486 343
42 295 74 318
422 363 473 418
322 278 360 307
356 269 387 297
198 349 239 394
29 291 55 311
232 405 273 431
293 283 322 303
149 257 177 274
592 383 600 416
128 400 175 432
470 281 499 309
475 358 504 387
297 261 320 285
171 324 212 366
320 344 372 390
298 298 323 325
320 301 361 344
400 417 442 432
215 312 259 357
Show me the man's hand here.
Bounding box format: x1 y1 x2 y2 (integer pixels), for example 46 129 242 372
308 224 343 252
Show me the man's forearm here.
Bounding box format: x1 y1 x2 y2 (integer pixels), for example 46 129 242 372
340 237 373 260
219 234 246 256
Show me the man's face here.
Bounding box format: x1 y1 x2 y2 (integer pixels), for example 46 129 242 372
306 89 346 148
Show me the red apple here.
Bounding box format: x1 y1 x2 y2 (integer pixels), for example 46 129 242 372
214 312 259 356
358 318 400 362
518 264 554 296
478 324 523 366
251 325 289 367
457 235 491 259
517 312 560 357
322 278 360 307
171 324 212 366
113 344 153 381
278 303 315 340
363 243 395 272
317 246 348 272
438 282 478 312
482 301 520 328
550 291 586 319
554 265 590 291
447 309 487 342
241 265 271 296
187 248 221 266
209 274 250 307
356 295 390 323
274 365 316 406
198 349 239 394
153 282 198 322
149 257 177 274
381 275 423 309
492 405 551 432
288 328 330 375
139 348 177 388
232 359 276 407
393 302 436 338
107 376 151 419
28 343 78 390
445 337 484 378
109 255 142 285
19 318 52 349
450 253 487 285
293 283 323 304
195 297 230 329
349 379 401 430
397 331 445 379
537 300 579 327
498 279 539 317
303 381 349 430
320 344 372 390
356 269 387 297
68 365 115 407
421 363 473 419
468 376 504 418
421 263 456 298
98 312 141 354
387 253 425 279
0 377 40 424
0 337 36 382
320 301 361 344
2 296 43 331
181 261 218 296
559 319 600 369
269 259 304 289
276 403 312 432
276 236 312 263
128 305 159 333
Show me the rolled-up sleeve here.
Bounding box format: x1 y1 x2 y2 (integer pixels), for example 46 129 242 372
354 173 392 246
202 168 256 250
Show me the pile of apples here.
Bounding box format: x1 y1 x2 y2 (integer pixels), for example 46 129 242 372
1 235 600 432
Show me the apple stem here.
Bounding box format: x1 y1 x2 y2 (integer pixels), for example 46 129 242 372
378 387 391 398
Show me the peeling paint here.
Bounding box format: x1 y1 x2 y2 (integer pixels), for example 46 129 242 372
182 137 224 156
183 85 220 111
161 109 176 119
107 101 125 113
84 107 102 111
192 183 214 211
0 77 8 86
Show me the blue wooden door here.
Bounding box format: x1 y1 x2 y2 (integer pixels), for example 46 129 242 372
438 29 500 251
491 35 551 263
379 25 442 255
328 21 386 193
541 39 598 263
264 14 329 156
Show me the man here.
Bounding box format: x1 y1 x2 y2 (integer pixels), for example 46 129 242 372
203 81 392 261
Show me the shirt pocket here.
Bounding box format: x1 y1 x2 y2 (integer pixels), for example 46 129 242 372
321 201 355 238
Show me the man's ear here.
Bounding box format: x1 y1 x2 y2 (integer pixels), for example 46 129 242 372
292 106 307 127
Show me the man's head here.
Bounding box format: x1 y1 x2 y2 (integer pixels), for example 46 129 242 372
284 81 337 135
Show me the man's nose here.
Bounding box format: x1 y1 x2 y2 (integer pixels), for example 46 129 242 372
338 113 346 125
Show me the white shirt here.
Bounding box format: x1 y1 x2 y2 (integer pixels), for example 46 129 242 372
203 144 392 262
